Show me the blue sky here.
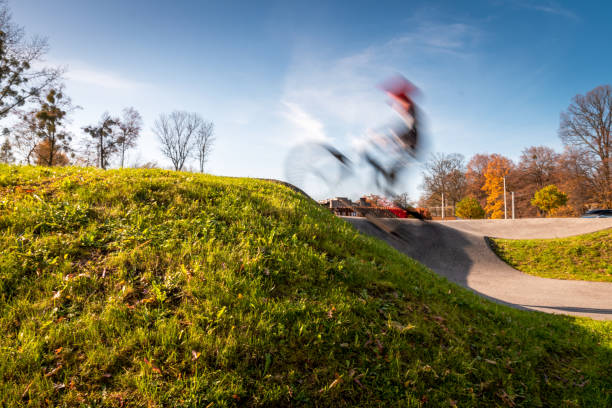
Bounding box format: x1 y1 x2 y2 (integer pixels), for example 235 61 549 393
9 1 612 200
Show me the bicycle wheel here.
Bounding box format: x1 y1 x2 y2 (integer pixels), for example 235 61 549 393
284 142 352 198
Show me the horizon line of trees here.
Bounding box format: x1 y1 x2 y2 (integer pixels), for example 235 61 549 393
418 144 607 218
0 1 216 172
418 85 612 217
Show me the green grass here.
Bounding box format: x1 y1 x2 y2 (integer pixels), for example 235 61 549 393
490 229 612 282
0 164 611 407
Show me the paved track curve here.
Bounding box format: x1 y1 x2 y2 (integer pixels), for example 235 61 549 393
344 217 612 320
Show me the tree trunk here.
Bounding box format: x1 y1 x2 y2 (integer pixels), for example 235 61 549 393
120 141 125 168
99 134 103 169
49 136 55 167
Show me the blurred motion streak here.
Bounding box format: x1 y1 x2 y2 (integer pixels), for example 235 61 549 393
284 74 425 205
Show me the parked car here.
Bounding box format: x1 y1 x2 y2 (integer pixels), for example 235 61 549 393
581 209 612 218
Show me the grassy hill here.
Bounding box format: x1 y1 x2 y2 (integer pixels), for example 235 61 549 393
491 230 612 282
0 165 611 407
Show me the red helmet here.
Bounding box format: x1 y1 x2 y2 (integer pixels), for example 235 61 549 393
378 74 419 99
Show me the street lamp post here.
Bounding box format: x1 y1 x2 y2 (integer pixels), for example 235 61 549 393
503 177 507 220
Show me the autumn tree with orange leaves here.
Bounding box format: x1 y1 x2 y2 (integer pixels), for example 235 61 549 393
466 153 494 208
482 156 513 219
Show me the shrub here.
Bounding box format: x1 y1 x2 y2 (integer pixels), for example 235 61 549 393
455 196 485 219
531 185 568 216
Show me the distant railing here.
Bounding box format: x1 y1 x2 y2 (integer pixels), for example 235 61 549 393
427 206 455 219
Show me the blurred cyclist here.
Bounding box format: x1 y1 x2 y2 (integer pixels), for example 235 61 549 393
363 74 420 191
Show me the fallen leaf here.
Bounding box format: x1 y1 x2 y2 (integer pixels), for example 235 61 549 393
144 357 162 374
53 382 65 391
21 380 34 400
328 376 343 389
44 364 63 377
388 321 415 332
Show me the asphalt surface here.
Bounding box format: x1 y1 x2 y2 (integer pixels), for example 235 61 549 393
344 217 612 320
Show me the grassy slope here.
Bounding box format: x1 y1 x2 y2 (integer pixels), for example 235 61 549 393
0 165 611 407
491 229 612 282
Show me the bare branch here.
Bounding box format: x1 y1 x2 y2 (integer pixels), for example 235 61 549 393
421 152 467 206
117 107 142 168
559 85 612 206
0 1 63 118
193 120 215 173
153 111 202 171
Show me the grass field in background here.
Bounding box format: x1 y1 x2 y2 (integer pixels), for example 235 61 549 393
491 229 612 282
1 164 611 407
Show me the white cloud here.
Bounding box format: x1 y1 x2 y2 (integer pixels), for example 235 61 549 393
280 101 329 143
386 22 481 57
280 18 483 145
33 58 151 90
66 66 150 90
278 18 487 199
515 1 579 21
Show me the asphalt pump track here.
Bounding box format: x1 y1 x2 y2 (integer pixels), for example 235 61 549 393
344 217 612 320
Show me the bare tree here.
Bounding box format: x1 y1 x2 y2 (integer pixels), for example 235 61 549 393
559 85 612 206
83 113 119 169
421 152 467 207
0 134 13 163
392 192 414 209
116 107 142 168
517 146 559 189
72 138 98 167
504 146 561 217
153 111 202 171
0 0 62 119
557 146 602 212
193 120 214 173
9 114 38 163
